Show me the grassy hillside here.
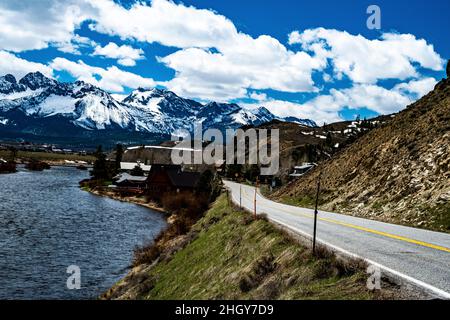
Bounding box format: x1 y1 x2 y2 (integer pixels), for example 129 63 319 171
102 195 411 300
271 78 450 233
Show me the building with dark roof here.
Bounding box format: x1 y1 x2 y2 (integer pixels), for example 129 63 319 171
146 165 201 195
113 173 148 188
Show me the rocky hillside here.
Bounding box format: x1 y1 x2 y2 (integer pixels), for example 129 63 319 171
236 116 390 181
271 76 450 232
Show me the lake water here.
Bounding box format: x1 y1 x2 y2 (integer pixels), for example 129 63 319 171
0 166 166 299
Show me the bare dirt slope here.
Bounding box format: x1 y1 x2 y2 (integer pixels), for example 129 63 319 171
272 78 450 232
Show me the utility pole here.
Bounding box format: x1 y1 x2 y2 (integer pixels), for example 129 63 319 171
312 172 321 255
253 177 259 219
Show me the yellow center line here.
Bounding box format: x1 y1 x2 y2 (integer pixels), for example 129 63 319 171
238 187 450 253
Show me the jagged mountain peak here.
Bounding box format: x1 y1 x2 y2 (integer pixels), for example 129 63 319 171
1 74 17 84
254 106 273 116
282 116 317 127
73 80 113 98
0 74 24 95
125 87 183 102
201 101 241 116
18 72 56 90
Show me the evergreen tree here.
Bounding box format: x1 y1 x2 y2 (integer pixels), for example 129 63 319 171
195 170 222 202
91 145 109 180
292 147 302 163
130 165 144 176
244 164 260 182
115 143 124 172
325 132 333 148
225 163 243 179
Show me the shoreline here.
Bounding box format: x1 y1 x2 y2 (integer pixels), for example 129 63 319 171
84 186 167 215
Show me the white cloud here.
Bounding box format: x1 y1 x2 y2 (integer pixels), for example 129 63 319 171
92 42 145 66
393 77 437 98
244 77 437 125
0 0 96 52
249 92 268 101
56 35 97 55
289 28 444 84
0 51 53 79
50 57 156 93
330 77 438 114
158 40 324 100
329 85 412 115
87 0 325 99
87 1 443 106
88 0 237 49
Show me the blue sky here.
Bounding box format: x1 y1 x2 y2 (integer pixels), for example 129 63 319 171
0 0 448 124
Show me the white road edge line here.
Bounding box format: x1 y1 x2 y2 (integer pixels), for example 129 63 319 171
226 184 450 300
269 216 450 300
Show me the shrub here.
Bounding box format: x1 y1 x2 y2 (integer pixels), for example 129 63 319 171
256 213 269 221
242 215 254 226
313 244 335 259
333 257 367 277
0 161 16 173
133 174 221 267
79 178 105 189
132 241 162 266
238 254 276 293
25 159 50 171
161 192 209 221
313 260 335 279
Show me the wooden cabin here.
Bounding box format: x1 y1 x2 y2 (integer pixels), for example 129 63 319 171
146 165 201 194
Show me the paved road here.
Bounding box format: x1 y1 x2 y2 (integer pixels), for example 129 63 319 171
224 181 450 298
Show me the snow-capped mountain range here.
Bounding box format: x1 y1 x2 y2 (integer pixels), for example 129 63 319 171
0 72 316 138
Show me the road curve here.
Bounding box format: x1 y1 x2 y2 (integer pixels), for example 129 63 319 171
224 181 450 299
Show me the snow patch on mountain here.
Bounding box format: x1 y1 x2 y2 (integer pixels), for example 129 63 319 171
26 94 76 116
73 93 132 130
0 88 43 101
0 117 9 125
